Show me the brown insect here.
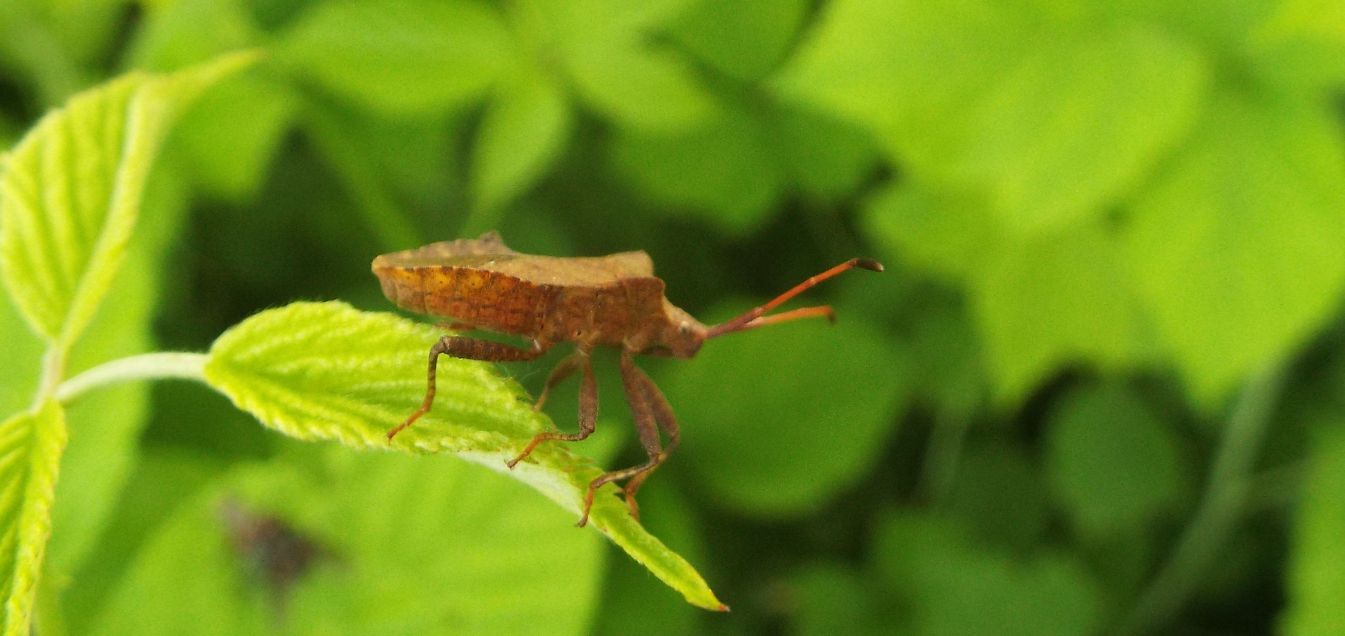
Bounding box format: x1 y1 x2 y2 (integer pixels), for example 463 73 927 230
372 232 882 527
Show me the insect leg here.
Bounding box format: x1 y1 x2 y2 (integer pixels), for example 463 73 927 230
532 351 581 412
506 350 597 469
577 352 664 527
386 336 548 440
620 365 680 518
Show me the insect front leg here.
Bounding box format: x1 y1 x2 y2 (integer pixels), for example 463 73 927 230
386 336 548 440
577 352 670 527
506 349 597 469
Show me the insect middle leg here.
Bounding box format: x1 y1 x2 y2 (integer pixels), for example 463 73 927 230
506 349 597 469
532 351 582 412
387 336 548 440
577 352 676 527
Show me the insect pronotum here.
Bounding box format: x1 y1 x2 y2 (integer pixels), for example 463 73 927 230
373 232 882 527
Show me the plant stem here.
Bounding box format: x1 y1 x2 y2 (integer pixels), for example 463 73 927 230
1121 365 1286 634
55 352 208 404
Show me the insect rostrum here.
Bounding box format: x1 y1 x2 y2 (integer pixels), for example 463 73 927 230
373 232 883 527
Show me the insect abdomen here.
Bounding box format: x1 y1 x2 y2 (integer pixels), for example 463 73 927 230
376 265 547 336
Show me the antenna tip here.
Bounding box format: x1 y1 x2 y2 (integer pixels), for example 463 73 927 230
854 258 884 272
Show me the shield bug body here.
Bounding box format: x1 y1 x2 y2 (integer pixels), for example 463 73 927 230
373 232 882 526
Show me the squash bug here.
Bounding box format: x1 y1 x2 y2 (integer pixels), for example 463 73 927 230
373 232 882 526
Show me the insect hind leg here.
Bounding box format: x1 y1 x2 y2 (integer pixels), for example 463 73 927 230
620 363 679 518
576 352 675 527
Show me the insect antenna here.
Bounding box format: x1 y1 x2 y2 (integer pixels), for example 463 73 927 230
706 258 883 338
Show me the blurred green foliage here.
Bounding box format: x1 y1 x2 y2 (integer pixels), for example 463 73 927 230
1 0 1344 633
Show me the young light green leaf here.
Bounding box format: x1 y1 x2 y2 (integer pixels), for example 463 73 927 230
280 0 510 116
202 301 725 610
49 168 190 578
0 52 257 347
1123 92 1345 403
472 70 571 214
593 481 703 636
0 400 68 635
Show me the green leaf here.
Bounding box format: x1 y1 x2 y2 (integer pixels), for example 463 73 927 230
0 400 68 635
127 0 257 70
873 511 1101 636
299 103 440 251
472 70 571 213
60 449 226 635
942 444 1050 550
0 52 257 346
666 304 906 516
569 46 713 133
1250 0 1345 90
536 0 712 131
862 181 1000 283
173 74 297 199
666 0 809 82
1045 384 1184 538
90 472 273 635
1123 92 1345 402
611 106 785 235
202 301 724 610
769 103 881 201
127 0 297 199
280 0 510 116
1282 427 1345 635
774 0 1033 166
970 222 1145 401
97 449 607 634
788 563 889 635
960 25 1208 233
904 300 986 416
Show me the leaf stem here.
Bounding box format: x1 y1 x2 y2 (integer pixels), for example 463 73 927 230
36 348 66 405
1121 365 1286 633
55 352 208 404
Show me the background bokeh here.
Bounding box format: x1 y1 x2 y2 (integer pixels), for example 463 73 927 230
2 0 1344 633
